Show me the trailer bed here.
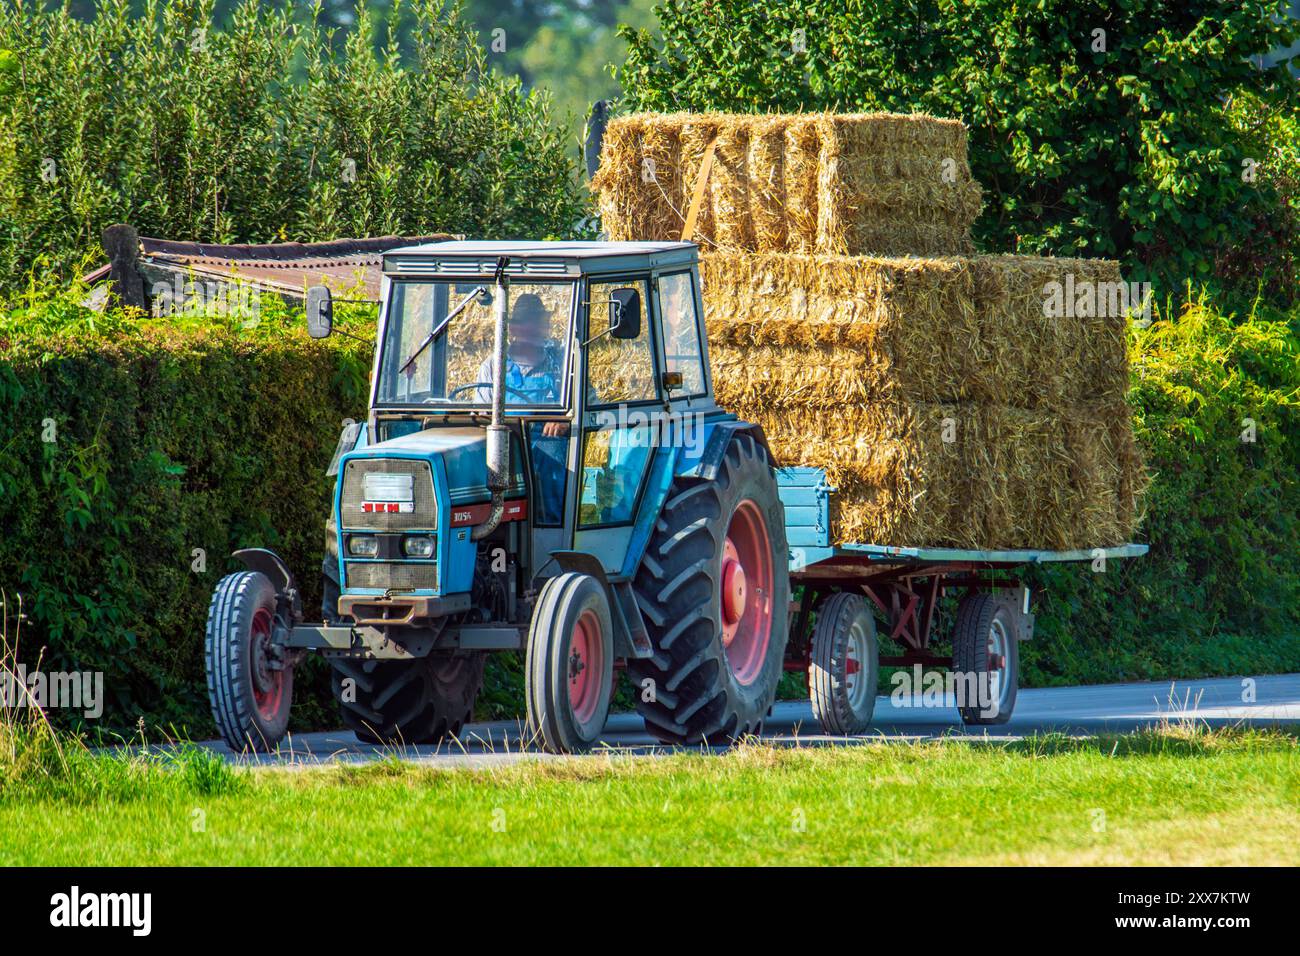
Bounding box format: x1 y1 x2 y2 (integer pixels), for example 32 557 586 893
790 542 1148 573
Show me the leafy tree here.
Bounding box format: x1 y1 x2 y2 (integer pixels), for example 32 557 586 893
0 0 589 290
619 0 1300 308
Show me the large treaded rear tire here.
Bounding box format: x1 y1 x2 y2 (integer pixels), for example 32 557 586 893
629 432 790 744
330 653 486 745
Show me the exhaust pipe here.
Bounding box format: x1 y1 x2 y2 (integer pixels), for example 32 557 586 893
472 257 511 541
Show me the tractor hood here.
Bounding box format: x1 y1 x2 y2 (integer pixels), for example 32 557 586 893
345 425 526 507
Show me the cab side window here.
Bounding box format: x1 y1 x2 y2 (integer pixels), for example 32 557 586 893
657 272 706 396
586 278 657 405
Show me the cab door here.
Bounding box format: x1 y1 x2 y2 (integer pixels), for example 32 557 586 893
571 275 661 574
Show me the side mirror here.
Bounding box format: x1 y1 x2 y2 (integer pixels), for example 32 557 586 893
609 287 641 340
306 285 333 339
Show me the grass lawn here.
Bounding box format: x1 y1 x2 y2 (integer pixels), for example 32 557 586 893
1 727 1296 866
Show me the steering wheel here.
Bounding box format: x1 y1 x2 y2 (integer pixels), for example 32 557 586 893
447 382 537 402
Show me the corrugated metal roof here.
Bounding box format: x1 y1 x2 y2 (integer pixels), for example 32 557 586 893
87 234 458 302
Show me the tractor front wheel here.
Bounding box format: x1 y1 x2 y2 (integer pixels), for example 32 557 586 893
525 572 615 753
205 571 294 752
630 432 790 744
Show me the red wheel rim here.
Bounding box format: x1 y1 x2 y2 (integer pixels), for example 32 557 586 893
720 499 773 686
250 607 285 722
567 608 605 724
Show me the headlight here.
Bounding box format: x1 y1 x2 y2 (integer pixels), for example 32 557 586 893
402 535 434 558
348 535 379 557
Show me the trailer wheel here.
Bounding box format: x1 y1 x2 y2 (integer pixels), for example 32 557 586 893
205 571 294 752
525 572 615 753
330 653 485 745
952 594 1019 725
629 432 790 744
809 593 879 735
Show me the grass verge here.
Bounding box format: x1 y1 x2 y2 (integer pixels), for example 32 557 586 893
0 723 1295 866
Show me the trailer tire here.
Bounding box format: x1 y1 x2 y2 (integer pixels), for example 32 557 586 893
330 653 485 745
809 592 879 735
525 572 615 753
952 594 1019 725
205 571 294 752
629 432 790 745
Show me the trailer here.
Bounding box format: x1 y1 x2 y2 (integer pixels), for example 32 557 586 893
775 466 1147 730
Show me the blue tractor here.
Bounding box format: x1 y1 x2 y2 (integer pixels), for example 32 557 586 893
205 240 791 753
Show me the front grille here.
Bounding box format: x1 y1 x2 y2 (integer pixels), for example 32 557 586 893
345 561 438 591
341 459 436 531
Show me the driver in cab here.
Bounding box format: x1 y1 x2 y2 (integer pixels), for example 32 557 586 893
475 293 563 422
475 292 569 523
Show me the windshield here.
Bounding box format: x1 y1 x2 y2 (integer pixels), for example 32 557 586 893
377 279 575 406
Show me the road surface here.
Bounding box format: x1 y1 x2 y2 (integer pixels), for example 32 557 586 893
198 673 1300 768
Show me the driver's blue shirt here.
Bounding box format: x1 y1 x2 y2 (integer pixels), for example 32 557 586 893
474 349 566 524
475 352 560 404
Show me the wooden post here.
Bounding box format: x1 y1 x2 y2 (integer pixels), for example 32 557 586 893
102 223 145 308
680 138 717 243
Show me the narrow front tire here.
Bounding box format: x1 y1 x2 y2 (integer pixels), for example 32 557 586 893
525 572 615 754
205 571 294 752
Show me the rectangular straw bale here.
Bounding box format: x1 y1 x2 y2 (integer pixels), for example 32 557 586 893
782 116 822 252
677 117 720 246
747 116 788 252
728 399 1140 549
591 111 983 254
814 114 981 256
590 115 684 243
700 252 1129 410
708 120 754 249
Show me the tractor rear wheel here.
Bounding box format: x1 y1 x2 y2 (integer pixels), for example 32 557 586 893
952 594 1019 726
330 653 485 745
205 571 294 753
629 432 790 744
809 592 879 735
525 572 615 753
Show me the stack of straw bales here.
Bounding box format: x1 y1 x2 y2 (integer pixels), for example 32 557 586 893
700 253 1142 550
592 112 984 256
592 111 1143 550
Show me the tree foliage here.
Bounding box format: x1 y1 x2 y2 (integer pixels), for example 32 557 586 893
619 0 1300 308
0 0 589 290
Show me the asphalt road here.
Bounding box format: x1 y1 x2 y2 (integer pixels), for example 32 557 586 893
200 672 1300 768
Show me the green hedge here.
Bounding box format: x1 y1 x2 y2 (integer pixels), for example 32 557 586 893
1021 297 1300 685
0 293 368 733
2 287 1297 735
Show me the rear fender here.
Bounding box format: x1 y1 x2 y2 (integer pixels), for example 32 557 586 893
682 420 776 481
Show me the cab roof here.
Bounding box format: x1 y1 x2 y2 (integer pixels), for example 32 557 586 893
381 240 698 279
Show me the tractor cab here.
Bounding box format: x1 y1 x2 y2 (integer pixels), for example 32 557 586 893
205 240 790 755
342 240 717 589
